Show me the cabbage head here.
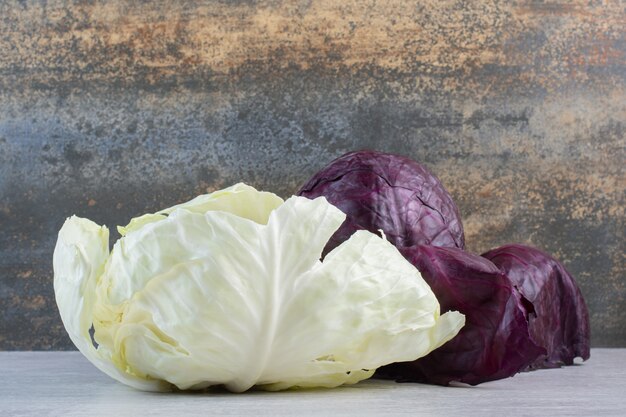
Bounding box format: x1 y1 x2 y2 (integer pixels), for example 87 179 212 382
53 183 464 392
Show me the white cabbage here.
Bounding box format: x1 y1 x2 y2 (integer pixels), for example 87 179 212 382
53 183 464 392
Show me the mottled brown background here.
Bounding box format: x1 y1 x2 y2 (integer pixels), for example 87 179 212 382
0 0 624 350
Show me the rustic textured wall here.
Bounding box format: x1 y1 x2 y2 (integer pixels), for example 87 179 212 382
0 0 624 349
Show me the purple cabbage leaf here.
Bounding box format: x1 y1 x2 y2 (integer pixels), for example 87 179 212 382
375 245 545 385
482 244 591 369
298 150 465 254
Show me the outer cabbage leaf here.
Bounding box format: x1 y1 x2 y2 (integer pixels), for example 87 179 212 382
376 245 545 385
53 216 168 391
54 185 464 392
482 244 590 369
297 150 465 254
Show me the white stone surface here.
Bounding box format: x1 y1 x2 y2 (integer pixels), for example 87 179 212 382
1 349 624 416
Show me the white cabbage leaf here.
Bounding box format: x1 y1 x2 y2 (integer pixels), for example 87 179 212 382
53 183 464 392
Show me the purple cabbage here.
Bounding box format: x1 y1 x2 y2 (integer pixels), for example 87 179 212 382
376 245 545 385
298 150 590 385
297 150 465 254
482 244 590 369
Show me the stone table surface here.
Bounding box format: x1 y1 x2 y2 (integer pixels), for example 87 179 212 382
0 349 624 416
